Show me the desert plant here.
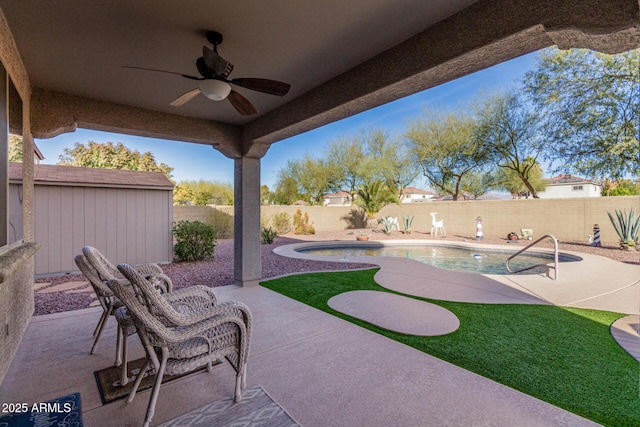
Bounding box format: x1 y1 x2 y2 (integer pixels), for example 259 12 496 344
260 214 270 228
607 208 640 250
380 216 397 235
261 226 278 244
272 212 292 234
354 180 398 228
292 209 315 235
403 214 415 234
172 220 217 262
356 230 371 241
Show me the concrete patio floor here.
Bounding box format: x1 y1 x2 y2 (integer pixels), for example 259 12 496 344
1 242 637 426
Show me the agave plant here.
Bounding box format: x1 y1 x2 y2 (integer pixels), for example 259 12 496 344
403 214 415 234
380 216 397 235
607 208 640 250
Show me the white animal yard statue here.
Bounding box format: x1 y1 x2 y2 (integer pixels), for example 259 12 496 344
430 212 446 237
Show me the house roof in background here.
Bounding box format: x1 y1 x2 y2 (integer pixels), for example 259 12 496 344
325 191 352 198
9 162 174 190
404 186 434 195
548 174 598 186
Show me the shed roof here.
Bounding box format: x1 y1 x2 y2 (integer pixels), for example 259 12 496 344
9 162 174 190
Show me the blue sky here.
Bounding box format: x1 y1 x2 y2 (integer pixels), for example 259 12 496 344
35 51 540 189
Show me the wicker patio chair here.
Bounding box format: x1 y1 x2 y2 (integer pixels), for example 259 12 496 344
77 246 173 385
81 246 173 294
109 263 251 427
74 254 135 363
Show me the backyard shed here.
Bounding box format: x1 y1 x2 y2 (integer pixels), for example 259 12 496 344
9 162 174 275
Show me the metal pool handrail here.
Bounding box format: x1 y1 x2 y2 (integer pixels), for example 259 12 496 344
506 234 559 280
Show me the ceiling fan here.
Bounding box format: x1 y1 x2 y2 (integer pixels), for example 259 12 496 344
124 31 291 116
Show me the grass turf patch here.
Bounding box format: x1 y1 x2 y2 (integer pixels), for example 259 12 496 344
261 268 639 427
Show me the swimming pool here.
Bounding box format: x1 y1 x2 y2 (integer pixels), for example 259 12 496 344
297 243 580 275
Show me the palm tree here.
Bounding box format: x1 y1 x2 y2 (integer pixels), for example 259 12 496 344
354 180 398 228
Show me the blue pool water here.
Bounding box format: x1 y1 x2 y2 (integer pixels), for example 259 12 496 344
298 244 578 275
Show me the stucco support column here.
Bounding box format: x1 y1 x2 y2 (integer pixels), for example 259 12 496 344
233 156 261 286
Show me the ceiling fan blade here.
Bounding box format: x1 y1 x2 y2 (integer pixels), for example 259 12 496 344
228 78 291 96
227 90 258 116
170 88 201 106
123 65 203 81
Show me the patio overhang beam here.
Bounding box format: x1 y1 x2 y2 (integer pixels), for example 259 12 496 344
240 0 640 153
30 88 242 159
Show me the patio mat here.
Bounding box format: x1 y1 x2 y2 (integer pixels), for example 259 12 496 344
0 392 83 426
158 385 301 427
94 357 220 404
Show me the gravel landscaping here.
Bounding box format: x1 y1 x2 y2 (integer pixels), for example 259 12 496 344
34 229 639 315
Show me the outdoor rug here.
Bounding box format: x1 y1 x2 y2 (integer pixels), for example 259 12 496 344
158 385 301 427
0 392 82 427
94 357 219 404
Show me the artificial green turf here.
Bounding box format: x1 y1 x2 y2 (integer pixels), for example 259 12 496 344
261 268 640 427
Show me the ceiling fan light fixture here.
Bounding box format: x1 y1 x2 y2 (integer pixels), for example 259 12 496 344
199 79 231 101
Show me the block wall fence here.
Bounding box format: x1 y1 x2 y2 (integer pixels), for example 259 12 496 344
174 196 640 246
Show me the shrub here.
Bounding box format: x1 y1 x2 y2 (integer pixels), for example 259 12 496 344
292 209 315 235
208 207 233 239
272 212 292 234
261 226 278 244
172 220 217 261
260 214 270 229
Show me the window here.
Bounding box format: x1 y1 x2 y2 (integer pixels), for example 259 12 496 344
572 185 584 191
1 63 8 249
0 63 23 251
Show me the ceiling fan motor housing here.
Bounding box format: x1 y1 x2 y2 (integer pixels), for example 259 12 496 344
214 57 234 78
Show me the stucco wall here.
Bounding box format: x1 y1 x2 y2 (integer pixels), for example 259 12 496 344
0 243 39 385
175 197 640 246
0 8 36 387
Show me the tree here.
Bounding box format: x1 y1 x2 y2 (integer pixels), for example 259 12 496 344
58 141 174 180
173 184 195 205
173 180 233 206
260 185 274 205
324 127 415 204
474 92 547 198
276 155 336 204
493 159 547 198
523 48 639 179
354 179 398 228
273 177 301 205
379 138 421 202
406 108 488 201
8 134 22 162
459 170 499 200
325 134 366 203
601 179 640 196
